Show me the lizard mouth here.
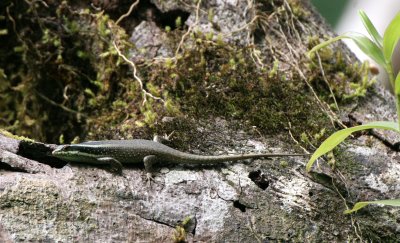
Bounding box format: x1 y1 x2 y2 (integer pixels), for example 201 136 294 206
52 145 69 156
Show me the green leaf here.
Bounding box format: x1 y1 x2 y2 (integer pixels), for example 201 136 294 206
395 72 400 95
306 121 399 172
307 33 386 67
359 10 383 48
383 11 400 61
307 35 344 57
344 199 400 214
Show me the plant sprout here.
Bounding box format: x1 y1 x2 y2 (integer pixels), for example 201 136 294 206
307 10 400 213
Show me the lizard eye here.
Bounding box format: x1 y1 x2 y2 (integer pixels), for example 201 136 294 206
62 145 71 151
53 145 70 155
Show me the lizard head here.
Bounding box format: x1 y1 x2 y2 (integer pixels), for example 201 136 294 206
52 145 84 162
52 144 101 163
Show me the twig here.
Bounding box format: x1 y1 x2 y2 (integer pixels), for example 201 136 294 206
112 41 164 104
273 23 344 129
115 0 140 25
316 52 339 111
287 121 310 154
283 0 301 43
222 15 259 38
333 170 364 241
35 91 85 117
175 0 202 57
6 4 23 43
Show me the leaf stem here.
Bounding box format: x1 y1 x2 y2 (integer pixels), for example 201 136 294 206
387 62 395 88
385 62 400 131
397 96 400 131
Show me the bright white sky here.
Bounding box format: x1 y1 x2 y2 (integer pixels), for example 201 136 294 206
335 0 399 61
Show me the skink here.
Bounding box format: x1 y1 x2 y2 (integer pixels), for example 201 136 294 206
52 139 306 173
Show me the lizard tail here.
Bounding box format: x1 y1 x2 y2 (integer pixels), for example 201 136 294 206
168 152 308 164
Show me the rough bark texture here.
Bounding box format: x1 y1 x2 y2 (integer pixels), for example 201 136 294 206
1 0 400 242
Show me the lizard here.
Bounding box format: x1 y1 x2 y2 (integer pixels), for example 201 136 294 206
52 139 308 174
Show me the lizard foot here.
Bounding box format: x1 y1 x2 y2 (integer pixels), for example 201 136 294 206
146 172 155 187
144 155 161 187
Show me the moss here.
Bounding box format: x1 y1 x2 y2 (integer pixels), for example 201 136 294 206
268 59 279 78
0 129 35 142
0 0 375 151
0 4 333 148
132 32 332 143
280 160 289 168
333 148 363 175
306 36 376 104
0 1 141 143
172 216 192 243
287 0 311 19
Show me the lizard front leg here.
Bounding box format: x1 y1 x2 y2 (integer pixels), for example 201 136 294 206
143 155 158 183
97 157 123 174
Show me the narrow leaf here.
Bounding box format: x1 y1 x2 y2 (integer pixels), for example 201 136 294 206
306 121 399 172
307 33 386 67
342 33 386 67
383 11 400 61
395 72 400 95
344 199 400 214
307 35 345 57
359 10 383 48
